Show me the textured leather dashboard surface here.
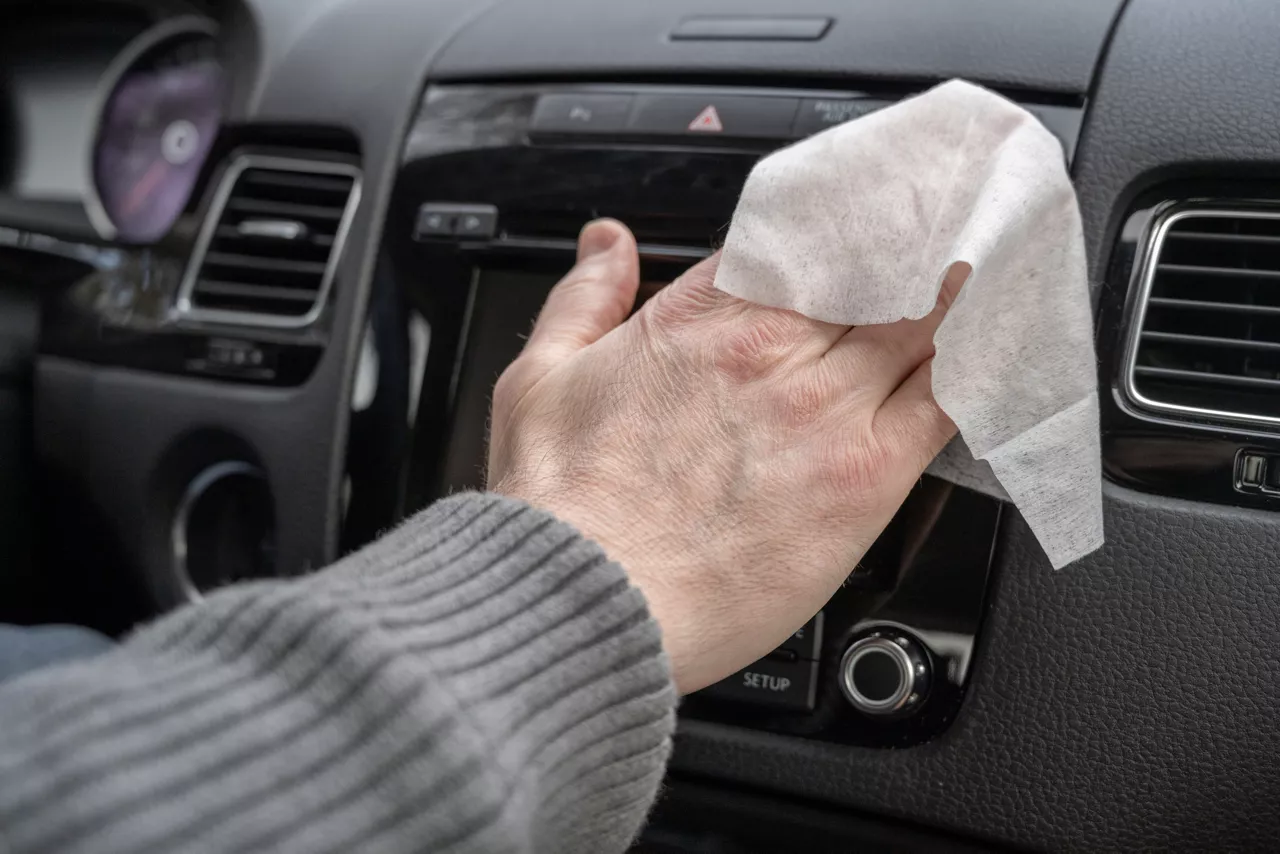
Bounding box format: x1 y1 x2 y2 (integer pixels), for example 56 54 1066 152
1074 0 1280 284
672 1 1280 850
432 0 1122 95
677 484 1280 851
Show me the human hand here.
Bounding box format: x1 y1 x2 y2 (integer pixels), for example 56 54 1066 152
489 219 961 693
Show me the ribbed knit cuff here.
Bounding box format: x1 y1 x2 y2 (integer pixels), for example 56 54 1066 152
0 493 676 854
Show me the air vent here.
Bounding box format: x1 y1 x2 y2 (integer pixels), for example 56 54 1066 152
1126 207 1280 425
177 155 361 328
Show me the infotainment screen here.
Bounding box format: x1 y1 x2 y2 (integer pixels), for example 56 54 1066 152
438 268 675 493
438 271 558 492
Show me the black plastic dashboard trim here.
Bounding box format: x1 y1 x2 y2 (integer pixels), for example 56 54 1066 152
431 0 1125 95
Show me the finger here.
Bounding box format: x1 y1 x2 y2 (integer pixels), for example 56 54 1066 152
937 261 969 312
526 219 640 357
822 261 971 405
654 251 850 359
871 358 958 487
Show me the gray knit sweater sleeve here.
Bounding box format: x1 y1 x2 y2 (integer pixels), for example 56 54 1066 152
0 493 677 854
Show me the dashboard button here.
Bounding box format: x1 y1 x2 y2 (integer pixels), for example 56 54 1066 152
776 612 824 660
1240 452 1268 488
453 204 499 239
793 97 894 136
628 94 799 139
699 657 818 711
416 204 457 238
531 93 634 133
838 629 930 718
415 203 499 240
670 16 833 42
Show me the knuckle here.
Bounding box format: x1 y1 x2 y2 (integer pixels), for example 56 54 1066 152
645 280 722 328
775 373 832 431
712 311 799 383
816 429 892 498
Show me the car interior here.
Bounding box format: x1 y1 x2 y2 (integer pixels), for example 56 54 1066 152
3 0 1279 850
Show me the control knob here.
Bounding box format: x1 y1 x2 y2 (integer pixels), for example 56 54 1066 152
838 629 931 717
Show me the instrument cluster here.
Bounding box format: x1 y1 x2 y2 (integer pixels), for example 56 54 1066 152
86 16 224 244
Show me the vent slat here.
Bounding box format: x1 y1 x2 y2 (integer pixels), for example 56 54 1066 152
1134 365 1280 391
180 158 358 326
196 281 320 303
202 251 328 276
1147 296 1280 317
1131 209 1280 420
1157 262 1280 281
214 225 334 250
241 171 354 194
226 198 345 221
1142 330 1280 352
1166 231 1280 246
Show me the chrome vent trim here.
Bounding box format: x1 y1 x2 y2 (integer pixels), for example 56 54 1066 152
175 154 362 329
1122 203 1280 430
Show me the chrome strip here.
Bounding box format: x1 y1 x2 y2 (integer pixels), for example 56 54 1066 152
1120 202 1280 432
170 461 264 603
174 153 363 330
236 219 309 241
839 636 914 714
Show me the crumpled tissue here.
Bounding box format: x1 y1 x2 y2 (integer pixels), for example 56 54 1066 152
714 79 1102 569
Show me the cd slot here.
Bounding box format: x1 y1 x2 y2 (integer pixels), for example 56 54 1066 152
499 208 728 249
460 235 712 264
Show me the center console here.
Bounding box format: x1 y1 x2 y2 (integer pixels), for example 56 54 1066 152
385 82 1083 748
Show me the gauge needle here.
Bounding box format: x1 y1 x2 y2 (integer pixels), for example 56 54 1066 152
121 158 172 219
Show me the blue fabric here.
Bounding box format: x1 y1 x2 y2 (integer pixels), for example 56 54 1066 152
0 624 114 684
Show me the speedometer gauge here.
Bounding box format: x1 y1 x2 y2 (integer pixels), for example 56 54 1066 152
87 18 224 244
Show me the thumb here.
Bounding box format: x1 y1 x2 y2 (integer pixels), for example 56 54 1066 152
525 219 640 360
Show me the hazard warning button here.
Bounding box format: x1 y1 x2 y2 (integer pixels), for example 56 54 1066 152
627 94 799 139
688 105 724 133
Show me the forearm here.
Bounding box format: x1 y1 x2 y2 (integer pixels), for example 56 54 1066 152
0 494 675 854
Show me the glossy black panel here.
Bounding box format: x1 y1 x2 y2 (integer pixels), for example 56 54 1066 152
340 253 417 555
381 83 1004 748
681 480 1002 748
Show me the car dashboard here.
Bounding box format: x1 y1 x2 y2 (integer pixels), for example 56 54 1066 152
4 0 1280 850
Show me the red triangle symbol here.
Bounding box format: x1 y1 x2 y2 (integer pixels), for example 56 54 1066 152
688 105 724 133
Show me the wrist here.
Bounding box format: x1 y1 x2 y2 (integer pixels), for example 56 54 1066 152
491 485 700 693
